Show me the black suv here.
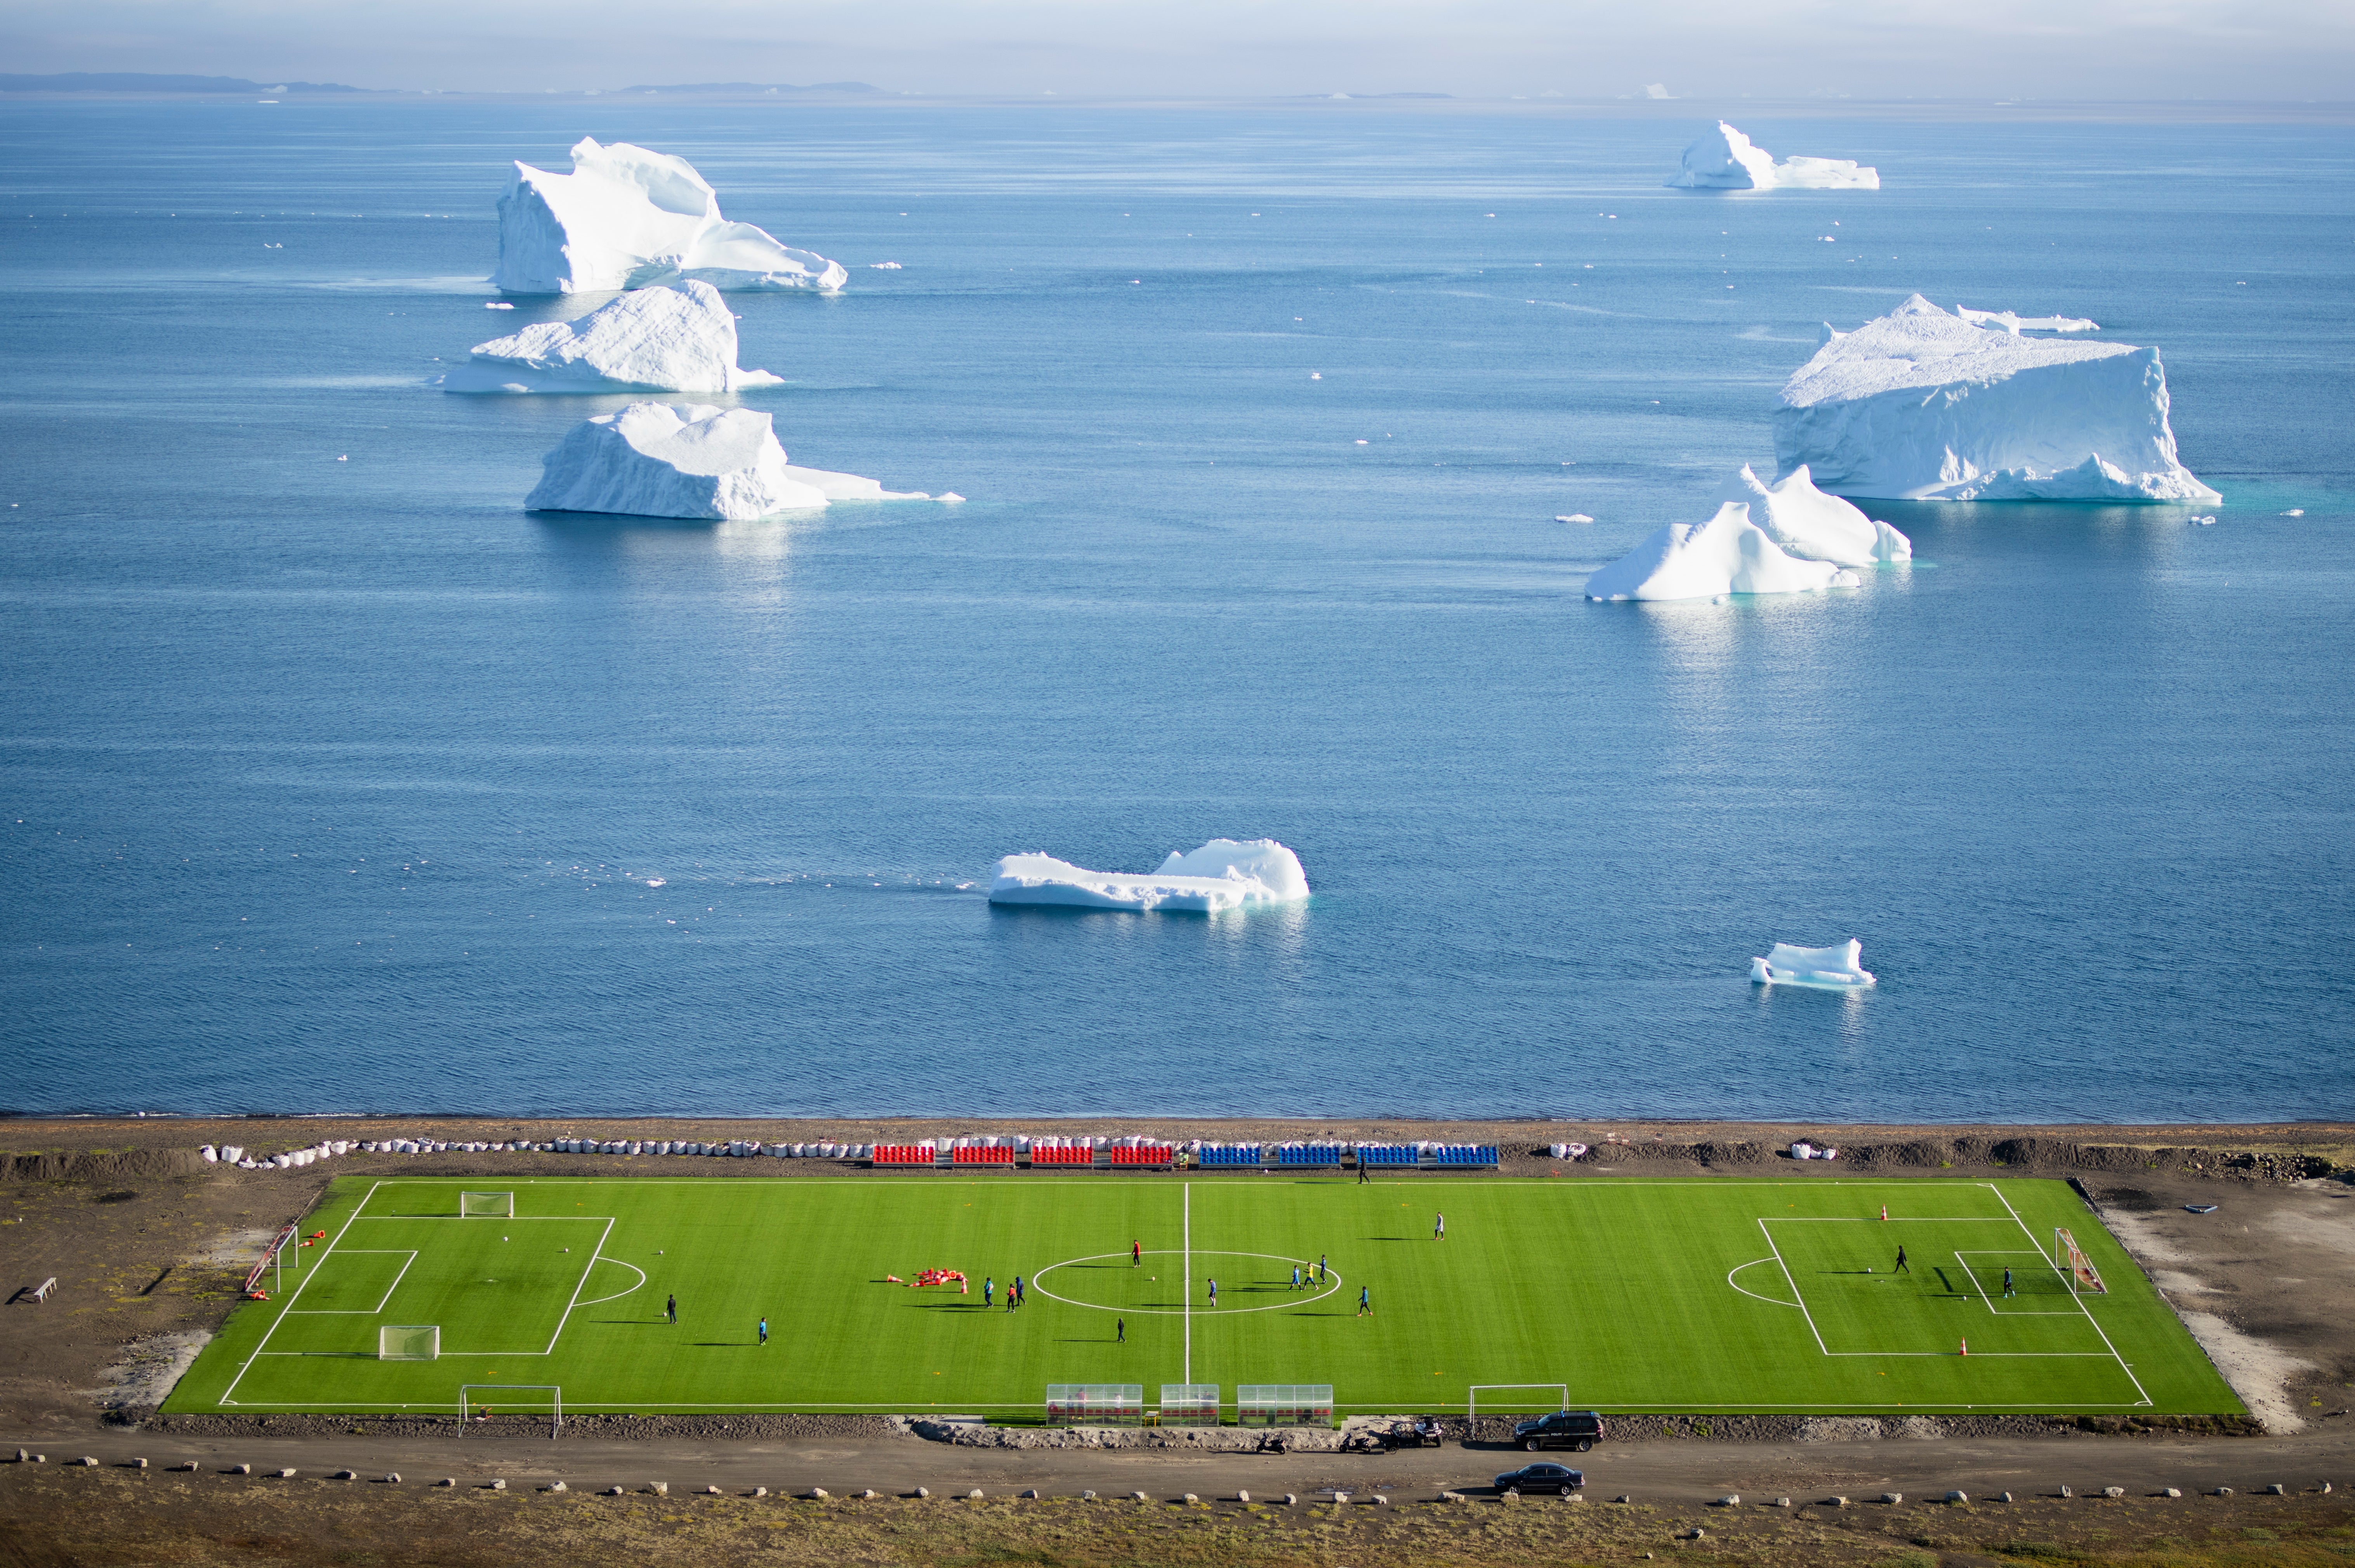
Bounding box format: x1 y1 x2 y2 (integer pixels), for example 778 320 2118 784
1492 1461 1584 1496
1512 1410 1604 1452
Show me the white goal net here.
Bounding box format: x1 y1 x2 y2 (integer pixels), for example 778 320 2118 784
2055 1228 2107 1296
379 1324 440 1360
459 1192 514 1218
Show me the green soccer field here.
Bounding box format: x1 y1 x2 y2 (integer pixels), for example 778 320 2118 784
165 1174 2241 1418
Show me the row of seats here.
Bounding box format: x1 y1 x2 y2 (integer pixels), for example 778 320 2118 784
1107 1145 1175 1166
951 1145 1017 1164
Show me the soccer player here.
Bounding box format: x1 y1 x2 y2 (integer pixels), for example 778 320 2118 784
667 1293 677 1325
1434 1212 1445 1240
1358 1161 1369 1185
1208 1278 1217 1307
1318 1254 1328 1283
2002 1267 2016 1299
1291 1264 1302 1291
758 1317 768 1345
985 1276 994 1308
1132 1240 1142 1267
1357 1285 1370 1317
1116 1318 1125 1344
1894 1246 1910 1275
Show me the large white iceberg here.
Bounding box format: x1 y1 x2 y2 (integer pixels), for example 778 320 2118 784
1716 465 1910 567
494 136 847 295
987 839 1310 913
1667 122 1878 191
439 281 780 394
1776 295 2219 503
1750 940 1876 989
1585 502 1858 602
525 402 933 520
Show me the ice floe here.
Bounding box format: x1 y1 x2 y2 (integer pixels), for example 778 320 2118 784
1667 122 1878 191
525 402 935 520
494 136 847 295
1956 307 2098 334
1585 502 1858 602
987 839 1310 913
1751 940 1876 989
1775 295 2219 504
1717 464 1910 567
439 281 780 394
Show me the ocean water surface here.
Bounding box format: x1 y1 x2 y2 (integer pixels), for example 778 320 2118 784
2 101 2350 1121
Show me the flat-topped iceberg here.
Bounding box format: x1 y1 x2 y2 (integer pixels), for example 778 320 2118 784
1668 122 1878 191
495 136 847 295
526 402 934 520
988 839 1310 913
1777 295 2218 503
1586 501 1858 602
1717 465 1910 567
440 281 779 394
1751 940 1876 989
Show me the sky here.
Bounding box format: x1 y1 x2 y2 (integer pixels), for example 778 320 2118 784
6 0 2353 101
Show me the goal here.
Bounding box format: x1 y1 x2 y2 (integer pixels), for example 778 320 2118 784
460 1384 562 1439
1468 1384 1569 1420
459 1191 514 1218
379 1324 440 1360
2055 1228 2107 1296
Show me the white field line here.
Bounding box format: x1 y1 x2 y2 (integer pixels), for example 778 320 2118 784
1182 1182 1191 1386
1758 1218 2119 1362
1991 1183 2152 1407
1726 1258 1801 1308
542 1217 617 1355
227 1396 2171 1414
220 1179 385 1407
1757 1219 1829 1355
285 1251 417 1315
573 1255 648 1310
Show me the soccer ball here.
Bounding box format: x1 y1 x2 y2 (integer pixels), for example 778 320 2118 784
1866 1268 1873 1273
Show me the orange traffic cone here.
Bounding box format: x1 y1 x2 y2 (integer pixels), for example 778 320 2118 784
1880 1204 1889 1221
1959 1338 1969 1357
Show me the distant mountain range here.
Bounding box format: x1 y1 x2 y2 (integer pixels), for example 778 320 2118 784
0 72 374 94
611 82 878 94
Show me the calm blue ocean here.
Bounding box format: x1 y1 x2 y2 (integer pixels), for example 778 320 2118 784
2 101 2350 1122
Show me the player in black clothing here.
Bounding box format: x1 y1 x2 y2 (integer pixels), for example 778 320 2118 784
1894 1246 1910 1274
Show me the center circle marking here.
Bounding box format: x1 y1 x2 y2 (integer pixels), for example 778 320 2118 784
1030 1251 1343 1316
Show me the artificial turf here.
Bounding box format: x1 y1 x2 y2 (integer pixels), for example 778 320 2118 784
164 1173 2242 1417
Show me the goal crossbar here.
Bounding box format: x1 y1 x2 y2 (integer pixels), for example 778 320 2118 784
1468 1383 1569 1419
458 1191 514 1218
459 1384 562 1439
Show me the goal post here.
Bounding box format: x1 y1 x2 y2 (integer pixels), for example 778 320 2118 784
2055 1228 2108 1296
458 1191 514 1218
379 1324 439 1361
1468 1384 1569 1419
459 1384 561 1439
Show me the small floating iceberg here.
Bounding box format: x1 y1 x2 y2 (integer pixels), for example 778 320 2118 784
1956 307 2099 335
526 402 936 520
495 136 846 295
1586 501 1858 602
440 281 780 395
1667 122 1878 191
987 838 1309 913
1750 940 1876 989
1717 464 1910 567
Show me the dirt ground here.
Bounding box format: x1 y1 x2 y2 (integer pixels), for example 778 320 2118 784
3 1115 2351 1565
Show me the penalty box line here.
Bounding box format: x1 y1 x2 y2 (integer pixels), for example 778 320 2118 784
1756 1217 2137 1372
1990 1182 2151 1408
221 1179 387 1407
